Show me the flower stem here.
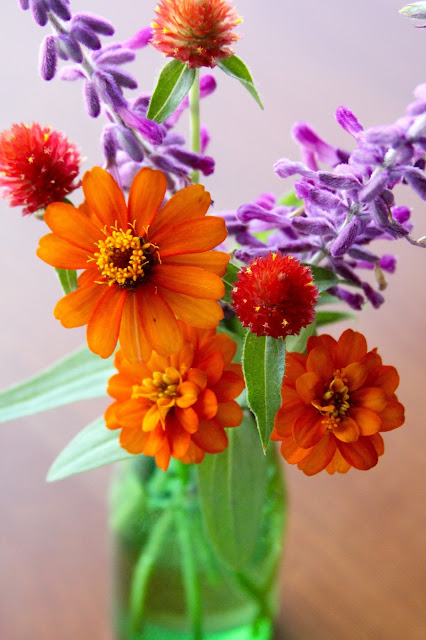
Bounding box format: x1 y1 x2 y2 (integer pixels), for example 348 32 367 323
189 69 201 184
176 462 203 640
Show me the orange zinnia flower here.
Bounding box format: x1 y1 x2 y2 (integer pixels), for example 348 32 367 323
271 329 405 475
37 166 229 361
105 323 245 470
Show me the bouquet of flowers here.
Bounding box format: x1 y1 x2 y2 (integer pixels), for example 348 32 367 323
0 2 424 639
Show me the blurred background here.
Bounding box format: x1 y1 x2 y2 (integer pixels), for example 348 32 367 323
0 1 425 638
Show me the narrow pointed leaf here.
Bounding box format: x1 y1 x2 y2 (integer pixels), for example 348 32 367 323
315 310 355 327
56 268 77 294
47 417 132 481
222 261 239 303
0 346 114 424
197 412 269 571
286 323 316 354
242 333 286 451
309 265 340 292
147 59 196 123
217 55 263 109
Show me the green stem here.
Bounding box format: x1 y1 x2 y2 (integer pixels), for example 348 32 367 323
176 462 203 640
55 268 78 295
189 68 201 184
234 571 273 627
129 509 174 634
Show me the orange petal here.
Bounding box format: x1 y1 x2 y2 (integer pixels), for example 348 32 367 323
373 366 400 396
194 388 218 420
332 416 360 443
175 407 199 434
142 405 162 432
136 283 183 357
107 373 134 401
211 367 245 402
215 401 243 428
119 427 149 454
197 333 236 364
175 381 199 408
105 402 120 430
86 286 127 358
378 398 405 432
82 166 128 230
37 234 93 269
337 436 378 470
179 440 205 465
349 406 382 436
336 329 367 368
167 414 191 458
293 409 327 448
164 251 230 276
151 264 225 300
325 448 351 474
297 431 336 475
282 352 307 388
44 202 101 252
116 398 146 429
158 287 224 328
306 346 335 381
194 351 225 386
369 432 385 457
114 350 149 381
128 168 167 235
186 368 207 391
343 362 368 391
272 399 306 439
154 216 227 257
351 387 387 412
54 282 105 328
155 439 171 470
192 418 228 454
279 436 313 464
119 291 152 363
307 334 337 359
295 372 323 405
149 183 211 237
144 425 167 456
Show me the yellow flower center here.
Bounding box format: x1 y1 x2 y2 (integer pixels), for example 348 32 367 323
132 367 182 404
312 370 351 430
93 225 160 288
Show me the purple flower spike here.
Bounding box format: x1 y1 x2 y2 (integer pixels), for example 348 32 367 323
71 23 102 50
18 0 30 9
102 67 138 90
30 0 48 26
84 81 101 118
102 126 118 165
200 125 210 154
95 49 136 66
49 0 72 21
118 107 165 145
403 166 426 199
200 74 217 98
329 218 362 257
114 126 144 162
56 34 83 63
362 282 384 308
93 71 126 110
292 122 343 168
274 159 312 179
39 35 58 81
167 148 214 176
123 27 153 50
392 206 411 224
73 12 115 37
335 106 363 137
379 254 397 273
359 171 390 202
328 286 364 310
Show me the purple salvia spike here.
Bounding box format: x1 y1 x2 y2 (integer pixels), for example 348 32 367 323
150 154 188 177
277 239 315 253
379 254 397 273
118 161 144 190
118 107 165 145
273 159 312 179
327 286 364 310
59 66 85 81
39 35 58 81
200 74 217 98
362 282 384 308
56 35 83 63
363 125 405 146
381 189 395 206
292 122 342 167
291 217 334 235
348 246 380 262
391 206 411 224
123 27 153 50
49 0 71 21
114 126 144 162
163 132 186 146
19 0 30 9
166 148 214 176
102 126 118 165
295 181 343 212
83 81 101 118
335 107 363 137
71 23 102 50
72 12 115 36
96 50 136 66
403 166 426 199
358 171 390 203
200 125 210 154
102 67 138 90
236 203 281 225
318 171 360 190
329 218 362 257
93 71 127 109
30 0 48 26
132 95 150 114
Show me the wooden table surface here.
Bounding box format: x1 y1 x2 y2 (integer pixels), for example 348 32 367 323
0 1 425 639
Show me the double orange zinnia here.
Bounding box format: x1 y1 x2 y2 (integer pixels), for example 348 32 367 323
37 167 228 361
105 323 245 470
271 329 405 475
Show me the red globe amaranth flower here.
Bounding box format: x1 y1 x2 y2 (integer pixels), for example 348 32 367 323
271 329 405 475
105 322 245 471
0 123 81 215
232 252 318 338
151 0 241 68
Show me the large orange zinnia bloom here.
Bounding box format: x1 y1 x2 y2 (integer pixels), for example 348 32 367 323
271 329 405 475
105 323 245 470
37 167 228 361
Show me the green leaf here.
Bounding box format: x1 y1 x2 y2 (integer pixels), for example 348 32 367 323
242 333 286 451
286 322 316 354
217 55 263 109
218 315 247 363
0 346 114 424
309 265 340 293
47 417 132 481
316 292 340 306
197 412 269 571
55 268 77 295
222 261 239 304
277 190 304 208
147 59 196 123
315 310 356 327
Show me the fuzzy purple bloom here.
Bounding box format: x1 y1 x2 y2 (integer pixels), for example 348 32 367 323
39 35 57 80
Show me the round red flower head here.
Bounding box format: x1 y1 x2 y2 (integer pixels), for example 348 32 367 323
232 252 318 339
37 166 229 362
271 329 405 475
0 123 80 215
151 0 242 68
105 322 245 471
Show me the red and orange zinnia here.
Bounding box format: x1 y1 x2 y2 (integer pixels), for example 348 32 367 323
105 322 245 470
37 166 229 361
271 329 405 475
